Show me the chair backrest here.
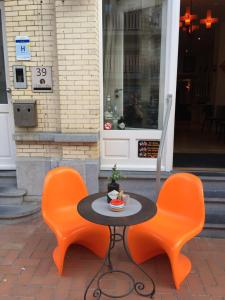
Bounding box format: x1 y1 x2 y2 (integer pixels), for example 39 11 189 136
42 166 88 213
157 173 205 224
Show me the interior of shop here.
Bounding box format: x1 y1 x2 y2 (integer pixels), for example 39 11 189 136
103 0 163 130
174 0 225 168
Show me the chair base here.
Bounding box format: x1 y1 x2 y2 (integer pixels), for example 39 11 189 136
53 226 109 275
169 252 192 289
128 228 193 289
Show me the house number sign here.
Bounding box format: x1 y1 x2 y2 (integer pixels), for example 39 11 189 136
138 140 160 158
32 66 53 92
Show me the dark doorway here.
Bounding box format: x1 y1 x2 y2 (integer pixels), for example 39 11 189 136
174 0 225 169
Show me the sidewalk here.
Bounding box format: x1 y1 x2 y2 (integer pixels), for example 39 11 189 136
0 215 224 300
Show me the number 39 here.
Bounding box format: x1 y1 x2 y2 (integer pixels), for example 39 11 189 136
36 67 47 76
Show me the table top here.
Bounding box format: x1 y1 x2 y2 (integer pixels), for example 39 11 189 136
77 192 157 226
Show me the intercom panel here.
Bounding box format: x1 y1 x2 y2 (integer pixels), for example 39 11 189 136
13 65 27 89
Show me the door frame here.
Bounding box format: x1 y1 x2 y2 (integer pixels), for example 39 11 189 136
162 0 180 171
99 0 180 172
0 1 16 170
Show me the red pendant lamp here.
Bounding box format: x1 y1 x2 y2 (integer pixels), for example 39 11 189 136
180 7 198 27
200 9 218 29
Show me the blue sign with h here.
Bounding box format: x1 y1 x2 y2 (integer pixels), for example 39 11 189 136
16 36 31 60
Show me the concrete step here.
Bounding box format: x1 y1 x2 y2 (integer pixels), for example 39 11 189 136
189 170 225 179
201 223 225 238
205 208 225 224
100 170 225 193
99 170 225 198
0 186 26 205
0 203 40 224
205 190 225 198
200 175 225 238
99 183 225 203
0 171 17 187
203 197 225 238
0 203 40 219
100 170 225 180
181 171 225 194
99 171 159 199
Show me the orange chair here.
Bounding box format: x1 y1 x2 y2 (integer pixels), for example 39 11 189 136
128 173 205 289
42 166 109 274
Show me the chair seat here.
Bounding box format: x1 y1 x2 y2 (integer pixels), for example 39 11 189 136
134 209 200 248
44 205 92 236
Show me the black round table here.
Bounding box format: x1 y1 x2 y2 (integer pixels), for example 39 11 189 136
78 192 157 300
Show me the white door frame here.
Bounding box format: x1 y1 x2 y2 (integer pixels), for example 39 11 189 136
99 0 180 172
0 1 16 170
162 0 180 171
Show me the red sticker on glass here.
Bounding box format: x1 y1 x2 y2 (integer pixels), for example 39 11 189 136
104 122 112 130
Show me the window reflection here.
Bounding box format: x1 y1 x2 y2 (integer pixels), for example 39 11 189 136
103 0 162 130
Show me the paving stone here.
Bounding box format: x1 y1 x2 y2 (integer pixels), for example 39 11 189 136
0 217 224 299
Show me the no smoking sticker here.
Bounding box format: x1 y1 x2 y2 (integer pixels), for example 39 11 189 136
104 122 112 130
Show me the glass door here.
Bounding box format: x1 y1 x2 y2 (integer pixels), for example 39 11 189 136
101 0 180 171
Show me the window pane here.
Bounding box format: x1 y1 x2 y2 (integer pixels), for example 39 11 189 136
103 0 163 130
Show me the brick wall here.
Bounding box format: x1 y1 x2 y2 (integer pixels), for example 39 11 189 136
55 0 100 134
5 0 61 133
16 142 62 157
4 0 100 161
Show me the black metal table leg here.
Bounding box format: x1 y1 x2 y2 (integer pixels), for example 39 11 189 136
121 226 155 298
84 226 155 299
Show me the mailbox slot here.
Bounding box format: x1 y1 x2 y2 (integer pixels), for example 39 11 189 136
13 100 37 127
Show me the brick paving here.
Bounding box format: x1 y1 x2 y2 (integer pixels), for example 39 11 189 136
0 215 224 300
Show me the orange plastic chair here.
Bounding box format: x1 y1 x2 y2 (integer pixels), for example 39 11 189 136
42 166 109 274
128 173 205 289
